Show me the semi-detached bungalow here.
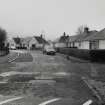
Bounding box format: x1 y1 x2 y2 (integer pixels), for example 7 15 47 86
68 35 79 48
84 28 105 49
69 28 105 50
76 30 98 49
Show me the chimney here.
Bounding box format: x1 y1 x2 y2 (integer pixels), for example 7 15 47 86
63 32 66 36
84 27 89 33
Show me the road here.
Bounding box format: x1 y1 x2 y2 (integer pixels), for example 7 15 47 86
0 50 99 105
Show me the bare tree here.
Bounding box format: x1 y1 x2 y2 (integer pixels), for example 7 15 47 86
76 25 88 35
0 28 7 48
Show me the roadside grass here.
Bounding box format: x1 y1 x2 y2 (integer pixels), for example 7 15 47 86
0 52 33 73
14 53 33 62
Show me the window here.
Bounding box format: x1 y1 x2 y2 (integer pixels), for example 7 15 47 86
79 42 81 47
89 40 99 50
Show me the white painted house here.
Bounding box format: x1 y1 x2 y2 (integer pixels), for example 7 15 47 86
85 28 105 49
77 30 97 49
9 37 21 49
21 37 32 49
28 36 48 50
68 35 79 48
68 27 100 50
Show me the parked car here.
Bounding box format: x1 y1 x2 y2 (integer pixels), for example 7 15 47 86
43 45 56 55
9 45 16 50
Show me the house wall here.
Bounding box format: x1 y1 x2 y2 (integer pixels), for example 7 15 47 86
36 44 43 48
68 43 71 47
55 43 66 48
78 41 89 49
75 42 79 48
29 37 45 49
99 40 105 49
29 37 38 49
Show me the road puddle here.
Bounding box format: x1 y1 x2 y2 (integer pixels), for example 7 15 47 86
53 72 71 77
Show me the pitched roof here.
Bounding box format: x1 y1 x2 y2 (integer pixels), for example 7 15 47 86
75 30 97 42
85 28 105 41
13 37 21 44
34 36 48 44
68 35 78 42
59 35 69 43
22 37 32 44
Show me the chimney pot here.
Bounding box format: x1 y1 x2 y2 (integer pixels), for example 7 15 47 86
84 27 89 33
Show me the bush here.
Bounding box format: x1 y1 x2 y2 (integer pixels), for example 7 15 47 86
0 47 9 56
90 50 105 62
58 48 105 62
0 28 7 47
58 48 90 60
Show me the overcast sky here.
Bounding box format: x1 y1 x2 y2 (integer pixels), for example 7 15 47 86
0 0 105 40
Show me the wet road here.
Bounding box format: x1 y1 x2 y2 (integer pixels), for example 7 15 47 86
1 50 96 105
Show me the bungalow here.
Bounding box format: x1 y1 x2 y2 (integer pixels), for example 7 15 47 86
68 27 98 49
84 28 105 49
68 35 79 48
20 35 48 50
21 37 32 49
76 29 98 49
28 35 48 50
9 37 21 49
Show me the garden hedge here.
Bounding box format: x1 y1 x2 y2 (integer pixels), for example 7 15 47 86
57 48 105 62
0 47 9 56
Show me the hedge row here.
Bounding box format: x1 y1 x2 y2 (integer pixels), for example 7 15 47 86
57 48 105 62
0 47 9 56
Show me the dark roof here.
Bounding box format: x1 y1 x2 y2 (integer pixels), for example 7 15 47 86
34 36 48 44
75 30 97 42
68 35 78 42
85 28 105 41
59 35 69 43
13 37 21 44
22 37 32 44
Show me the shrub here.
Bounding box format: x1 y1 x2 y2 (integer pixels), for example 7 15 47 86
0 28 7 48
90 50 105 62
58 48 105 62
58 48 90 60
